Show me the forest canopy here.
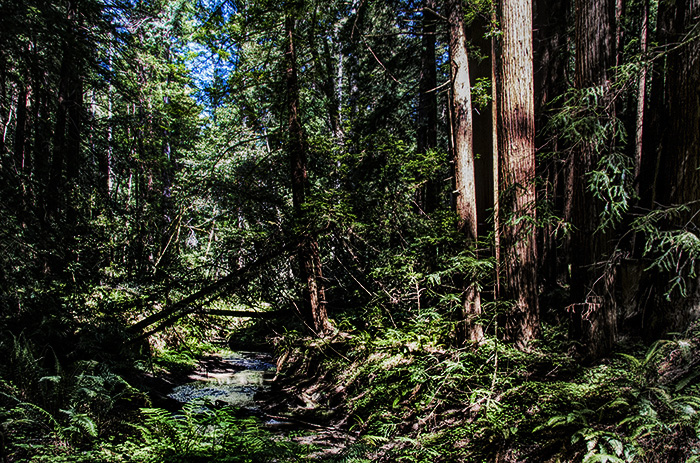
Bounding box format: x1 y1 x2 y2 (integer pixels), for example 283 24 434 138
1 0 700 461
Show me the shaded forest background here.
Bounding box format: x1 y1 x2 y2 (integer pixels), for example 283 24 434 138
1 0 700 461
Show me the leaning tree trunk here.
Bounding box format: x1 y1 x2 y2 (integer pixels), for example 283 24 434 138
447 0 484 344
285 14 331 336
495 0 539 350
569 0 618 360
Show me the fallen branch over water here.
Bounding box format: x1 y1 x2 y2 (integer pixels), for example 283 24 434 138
126 238 299 345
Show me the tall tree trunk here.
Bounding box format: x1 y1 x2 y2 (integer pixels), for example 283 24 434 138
655 0 700 218
99 49 114 196
495 0 539 349
569 0 617 360
13 86 29 175
307 6 344 142
470 11 495 240
66 75 82 183
534 0 570 293
47 50 70 218
633 0 648 197
47 2 81 219
416 0 439 214
324 39 344 141
34 89 52 220
492 6 501 298
285 13 331 336
644 0 700 333
447 0 484 344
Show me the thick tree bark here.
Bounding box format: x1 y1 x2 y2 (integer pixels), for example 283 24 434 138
495 0 539 349
470 12 495 240
447 0 484 343
416 0 439 214
569 0 617 360
574 0 616 87
285 14 331 336
641 0 700 333
534 0 570 291
655 1 700 215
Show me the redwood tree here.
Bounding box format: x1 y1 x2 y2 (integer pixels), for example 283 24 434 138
495 0 539 349
569 0 618 359
636 0 700 334
447 0 483 343
653 0 700 226
285 11 331 336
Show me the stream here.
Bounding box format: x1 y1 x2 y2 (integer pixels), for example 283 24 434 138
167 351 276 411
164 350 355 458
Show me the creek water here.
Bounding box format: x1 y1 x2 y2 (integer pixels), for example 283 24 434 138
167 351 276 410
164 350 355 457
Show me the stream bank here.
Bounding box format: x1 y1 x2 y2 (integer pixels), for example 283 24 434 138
146 349 358 460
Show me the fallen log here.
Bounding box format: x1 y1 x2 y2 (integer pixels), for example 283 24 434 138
200 309 284 319
126 238 299 345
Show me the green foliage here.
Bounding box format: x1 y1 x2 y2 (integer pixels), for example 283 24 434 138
589 151 636 232
131 402 307 462
275 320 700 462
151 348 198 376
0 334 311 462
0 334 148 461
631 204 700 299
532 337 700 462
1 0 698 462
471 77 493 114
547 85 634 232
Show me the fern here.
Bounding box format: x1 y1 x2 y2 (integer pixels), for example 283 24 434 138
134 402 306 462
61 409 98 439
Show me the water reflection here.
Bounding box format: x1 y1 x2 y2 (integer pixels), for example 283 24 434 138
168 351 275 408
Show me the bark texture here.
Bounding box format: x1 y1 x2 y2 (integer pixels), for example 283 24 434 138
569 0 617 360
638 0 700 333
416 0 439 214
447 0 483 343
496 0 539 349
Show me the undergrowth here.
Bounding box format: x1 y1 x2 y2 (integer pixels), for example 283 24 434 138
276 320 700 462
0 330 311 462
4 314 700 462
